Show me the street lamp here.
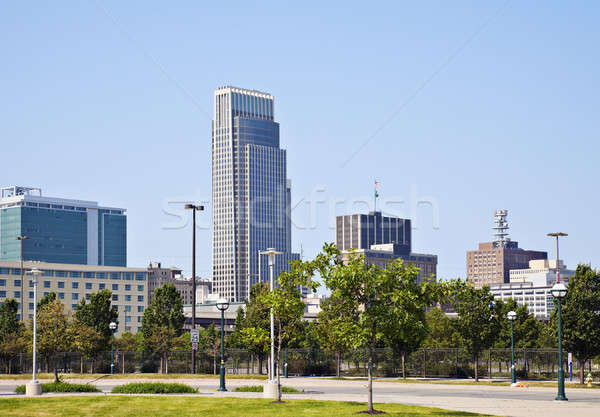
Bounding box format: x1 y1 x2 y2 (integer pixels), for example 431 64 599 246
547 233 568 283
258 248 282 384
185 203 204 374
507 310 517 385
109 321 117 375
16 236 28 321
551 282 568 401
216 298 230 392
25 267 41 396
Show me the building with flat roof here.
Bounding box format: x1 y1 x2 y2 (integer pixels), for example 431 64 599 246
0 186 126 267
0 260 147 334
466 210 547 288
336 211 437 283
211 86 299 302
490 259 574 319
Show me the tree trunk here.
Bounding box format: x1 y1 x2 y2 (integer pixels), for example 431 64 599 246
579 359 585 385
336 351 341 378
276 324 282 402
80 356 84 374
257 356 262 375
54 355 59 382
165 353 168 374
401 353 406 379
213 348 217 375
474 354 479 382
160 356 163 374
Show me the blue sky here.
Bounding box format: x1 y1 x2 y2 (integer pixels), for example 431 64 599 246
2 1 598 283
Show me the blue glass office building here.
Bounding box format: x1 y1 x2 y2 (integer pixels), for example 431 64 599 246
212 87 299 302
0 186 126 267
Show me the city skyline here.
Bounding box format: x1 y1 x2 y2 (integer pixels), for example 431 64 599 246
1 2 598 282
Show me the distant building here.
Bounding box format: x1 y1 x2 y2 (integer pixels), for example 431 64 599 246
336 211 437 283
466 210 547 288
211 86 300 302
490 259 575 319
0 260 147 334
146 262 212 305
146 262 182 303
0 186 126 267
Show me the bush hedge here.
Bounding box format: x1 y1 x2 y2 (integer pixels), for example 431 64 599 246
233 385 300 393
14 382 100 393
111 382 197 394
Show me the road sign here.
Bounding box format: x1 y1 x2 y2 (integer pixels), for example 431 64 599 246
192 342 198 351
190 329 199 343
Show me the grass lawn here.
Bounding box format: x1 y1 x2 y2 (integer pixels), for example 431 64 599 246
383 378 599 389
0 373 267 380
0 396 490 417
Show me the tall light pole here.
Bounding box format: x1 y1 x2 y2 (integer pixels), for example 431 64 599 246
507 310 517 385
185 204 204 374
551 282 568 401
547 232 567 283
216 298 230 392
259 248 281 383
25 267 41 396
109 322 117 374
16 236 28 321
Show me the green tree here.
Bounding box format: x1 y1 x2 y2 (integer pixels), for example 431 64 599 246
0 300 25 374
323 244 420 413
263 254 320 402
141 283 185 373
33 299 72 381
115 331 141 352
381 261 438 378
422 307 458 348
555 264 600 384
37 292 56 309
69 320 104 373
203 323 220 375
74 289 118 351
448 280 499 382
494 298 540 348
316 297 353 377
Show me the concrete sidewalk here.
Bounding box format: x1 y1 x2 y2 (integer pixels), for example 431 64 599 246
1 377 598 417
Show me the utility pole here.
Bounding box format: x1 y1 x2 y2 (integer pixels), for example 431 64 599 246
185 204 204 374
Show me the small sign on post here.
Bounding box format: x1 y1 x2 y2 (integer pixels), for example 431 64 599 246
190 329 199 349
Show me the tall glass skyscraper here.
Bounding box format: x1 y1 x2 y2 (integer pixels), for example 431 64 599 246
0 186 126 266
212 86 299 302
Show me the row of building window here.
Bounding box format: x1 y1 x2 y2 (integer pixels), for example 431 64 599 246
0 268 146 280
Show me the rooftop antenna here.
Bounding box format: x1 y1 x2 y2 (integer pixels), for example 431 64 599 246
493 210 510 248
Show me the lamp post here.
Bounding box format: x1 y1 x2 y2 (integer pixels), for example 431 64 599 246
507 310 517 385
109 322 117 375
259 248 282 383
16 236 28 321
547 233 567 283
25 267 41 396
185 204 204 374
216 298 230 392
551 282 568 401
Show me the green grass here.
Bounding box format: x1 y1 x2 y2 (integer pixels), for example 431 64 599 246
111 382 197 394
14 382 100 393
385 378 600 389
233 385 301 393
0 373 267 380
0 396 490 416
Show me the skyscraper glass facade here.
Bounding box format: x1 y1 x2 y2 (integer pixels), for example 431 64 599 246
0 186 126 267
212 86 299 302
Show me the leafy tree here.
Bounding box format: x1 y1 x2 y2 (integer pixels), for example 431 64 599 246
494 298 540 349
203 323 220 375
75 290 118 350
69 320 104 373
381 261 438 378
316 297 353 377
0 300 26 375
447 280 499 382
263 250 320 402
0 332 27 373
422 307 458 348
37 292 56 309
33 299 72 381
115 331 141 352
141 283 185 373
555 264 600 384
537 320 556 348
225 307 246 349
323 244 422 413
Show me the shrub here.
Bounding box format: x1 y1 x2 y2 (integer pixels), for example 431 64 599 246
111 382 197 394
233 385 300 393
14 382 100 393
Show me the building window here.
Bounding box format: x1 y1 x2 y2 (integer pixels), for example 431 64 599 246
86 294 91 300
58 293 64 299
58 282 65 289
72 293 79 300
135 273 146 281
0 280 5 287
137 306 144 313
14 280 21 286
110 272 120 280
125 295 131 302
137 285 144 291
112 294 119 301
137 295 144 302
0 291 5 297
99 283 105 290
125 305 131 312
85 283 92 290
29 280 33 288
55 271 67 278
43 281 51 288
29 291 34 299
72 304 78 310
69 271 81 278
72 282 79 289
84 272 94 279
96 272 105 279
125 316 131 323
14 291 21 298
124 272 133 281
28 302 34 309
125 284 131 291
112 284 118 291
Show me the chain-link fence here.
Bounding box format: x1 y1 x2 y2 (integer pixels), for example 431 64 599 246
3 348 598 379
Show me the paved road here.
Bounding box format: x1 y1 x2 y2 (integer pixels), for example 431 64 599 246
1 377 599 417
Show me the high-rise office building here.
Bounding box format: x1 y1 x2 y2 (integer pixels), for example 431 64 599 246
336 211 437 283
212 86 299 302
0 186 126 266
466 210 547 288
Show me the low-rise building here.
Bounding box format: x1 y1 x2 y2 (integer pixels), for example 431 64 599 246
0 260 148 335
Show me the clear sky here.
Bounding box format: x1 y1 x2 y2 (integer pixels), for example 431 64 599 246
2 1 598 283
